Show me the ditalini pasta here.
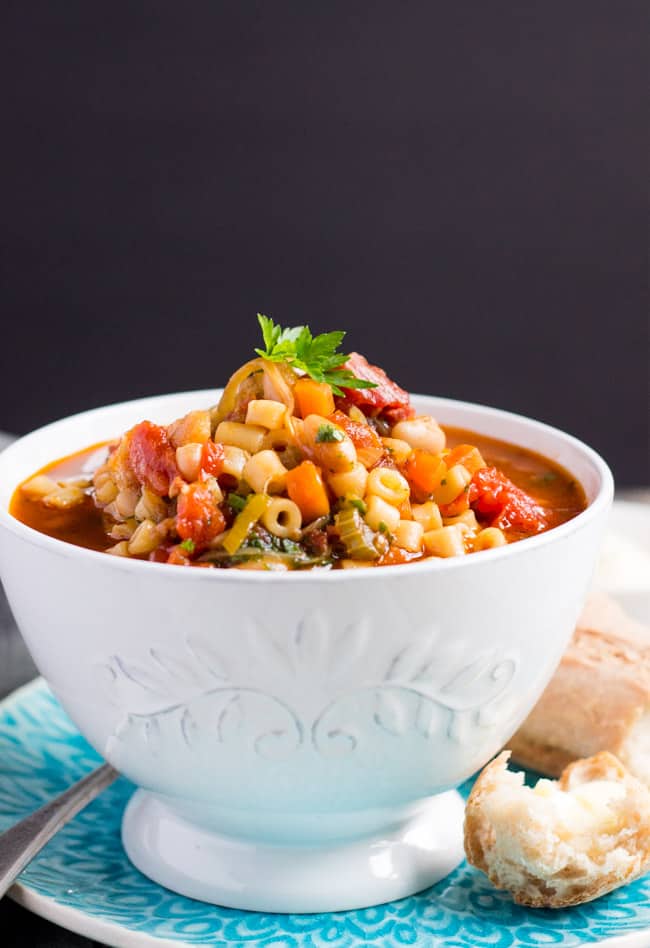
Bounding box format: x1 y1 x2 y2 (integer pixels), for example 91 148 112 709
12 316 586 570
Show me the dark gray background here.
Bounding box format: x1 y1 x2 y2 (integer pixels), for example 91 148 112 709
2 3 648 486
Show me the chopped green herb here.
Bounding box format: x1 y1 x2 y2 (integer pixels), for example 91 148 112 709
179 538 195 553
348 497 367 514
440 478 447 486
227 492 248 513
255 314 377 396
316 423 344 443
378 521 390 534
536 472 557 485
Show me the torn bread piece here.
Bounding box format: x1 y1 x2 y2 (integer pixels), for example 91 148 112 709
464 751 650 908
509 593 650 784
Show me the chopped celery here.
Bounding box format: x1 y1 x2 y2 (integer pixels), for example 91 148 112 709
334 507 379 560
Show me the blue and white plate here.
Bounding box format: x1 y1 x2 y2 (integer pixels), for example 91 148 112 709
1 680 649 947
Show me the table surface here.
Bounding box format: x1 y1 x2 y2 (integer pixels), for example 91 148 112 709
0 430 648 947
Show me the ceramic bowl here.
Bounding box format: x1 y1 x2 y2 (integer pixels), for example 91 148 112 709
0 392 613 913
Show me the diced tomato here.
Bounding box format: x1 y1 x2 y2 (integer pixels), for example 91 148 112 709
328 410 384 468
128 422 178 496
377 545 422 567
176 483 226 547
201 440 225 476
469 467 548 534
336 352 414 423
438 491 471 518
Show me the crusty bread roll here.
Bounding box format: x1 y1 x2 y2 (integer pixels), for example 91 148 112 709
464 751 650 908
509 593 650 785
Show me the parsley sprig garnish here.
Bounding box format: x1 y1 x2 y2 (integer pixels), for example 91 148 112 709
255 314 376 396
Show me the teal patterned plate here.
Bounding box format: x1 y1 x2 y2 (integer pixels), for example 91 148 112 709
1 679 649 948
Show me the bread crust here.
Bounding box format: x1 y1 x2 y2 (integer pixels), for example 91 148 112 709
509 593 650 780
464 751 650 908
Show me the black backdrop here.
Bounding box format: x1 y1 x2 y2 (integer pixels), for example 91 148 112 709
2 3 648 484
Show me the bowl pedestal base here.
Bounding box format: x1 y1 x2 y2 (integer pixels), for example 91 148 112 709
121 788 466 914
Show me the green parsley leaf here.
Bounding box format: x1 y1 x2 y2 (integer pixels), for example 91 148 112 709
254 313 377 396
179 538 195 553
316 423 344 443
227 492 248 513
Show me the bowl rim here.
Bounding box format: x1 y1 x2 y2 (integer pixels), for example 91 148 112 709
0 390 614 583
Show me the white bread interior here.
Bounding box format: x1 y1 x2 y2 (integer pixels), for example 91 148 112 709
464 750 650 908
509 593 650 783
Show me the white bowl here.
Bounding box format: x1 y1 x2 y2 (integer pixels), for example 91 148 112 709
0 392 613 912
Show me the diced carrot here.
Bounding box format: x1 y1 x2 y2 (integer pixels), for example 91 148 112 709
285 460 331 523
294 379 335 419
444 444 486 475
403 450 447 499
328 410 384 468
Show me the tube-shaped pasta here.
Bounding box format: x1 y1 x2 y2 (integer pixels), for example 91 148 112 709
220 445 250 480
167 410 211 448
20 475 58 499
422 524 466 558
243 450 288 494
134 487 168 523
106 541 130 557
108 520 136 541
42 485 86 509
261 498 302 539
263 428 293 452
391 415 445 454
114 488 140 519
393 519 424 552
366 467 410 507
411 501 443 532
442 509 479 532
474 527 507 550
95 476 119 505
175 443 203 482
431 464 472 506
328 462 368 499
302 414 357 473
215 421 266 455
365 495 401 533
380 438 413 465
128 519 161 555
245 399 287 430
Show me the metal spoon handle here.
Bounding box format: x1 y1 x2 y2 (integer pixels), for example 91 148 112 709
0 763 118 898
